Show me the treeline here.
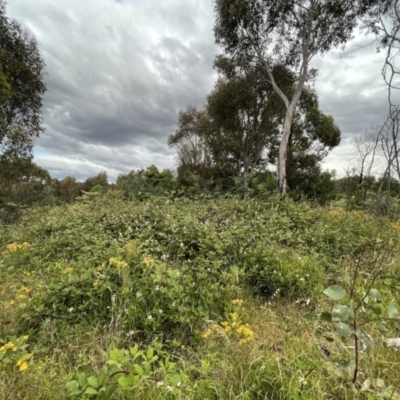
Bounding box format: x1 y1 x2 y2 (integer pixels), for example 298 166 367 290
2 156 400 223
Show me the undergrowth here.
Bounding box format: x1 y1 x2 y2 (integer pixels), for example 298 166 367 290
0 192 399 399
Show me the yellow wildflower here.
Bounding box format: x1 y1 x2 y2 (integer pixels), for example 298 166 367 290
0 342 18 352
23 336 29 341
201 328 212 339
232 299 244 306
17 361 28 371
109 257 127 269
142 256 156 267
63 267 73 274
3 242 31 254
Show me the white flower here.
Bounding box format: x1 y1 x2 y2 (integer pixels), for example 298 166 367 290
159 309 163 314
157 381 164 387
155 285 160 291
136 291 142 298
147 315 153 320
172 301 176 306
68 307 74 313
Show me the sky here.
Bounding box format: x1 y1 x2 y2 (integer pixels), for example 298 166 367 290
6 0 394 182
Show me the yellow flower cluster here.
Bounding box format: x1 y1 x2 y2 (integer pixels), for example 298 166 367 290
2 242 30 255
63 267 74 274
201 311 255 345
15 285 31 303
0 342 18 352
109 257 127 269
201 324 221 339
236 323 255 345
232 298 244 306
142 256 156 267
16 353 33 372
392 219 400 230
93 280 99 290
0 336 31 372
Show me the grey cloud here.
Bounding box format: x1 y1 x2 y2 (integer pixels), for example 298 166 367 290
6 0 396 180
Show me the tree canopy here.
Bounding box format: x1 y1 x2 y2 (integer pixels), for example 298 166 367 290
0 0 47 174
213 0 380 199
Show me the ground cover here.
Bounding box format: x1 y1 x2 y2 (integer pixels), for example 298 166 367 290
1 192 399 399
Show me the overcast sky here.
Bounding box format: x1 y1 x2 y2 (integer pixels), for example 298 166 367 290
6 0 394 181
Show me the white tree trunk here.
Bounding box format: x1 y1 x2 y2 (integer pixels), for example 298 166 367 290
277 109 293 199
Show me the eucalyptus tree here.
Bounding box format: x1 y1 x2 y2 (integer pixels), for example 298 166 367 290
206 60 340 194
0 0 47 195
214 0 377 199
168 106 213 189
205 64 281 191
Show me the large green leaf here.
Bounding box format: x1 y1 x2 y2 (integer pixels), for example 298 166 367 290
331 304 350 322
87 376 99 388
388 302 400 318
336 322 352 336
323 285 346 301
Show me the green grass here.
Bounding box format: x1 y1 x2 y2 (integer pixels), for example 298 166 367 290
1 192 400 399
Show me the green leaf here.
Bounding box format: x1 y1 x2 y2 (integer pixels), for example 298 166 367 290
303 313 315 321
84 387 98 395
133 364 144 375
77 373 87 387
146 347 154 360
388 302 399 318
320 312 332 322
118 375 139 389
66 380 80 392
336 322 352 336
369 289 380 302
371 306 382 316
331 305 350 322
87 376 99 388
322 335 335 342
323 285 346 301
103 384 117 399
129 345 138 357
378 321 389 332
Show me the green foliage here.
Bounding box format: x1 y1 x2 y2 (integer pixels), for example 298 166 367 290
0 0 47 163
81 172 109 193
1 194 400 398
67 344 186 399
0 335 33 373
309 244 400 396
0 1 48 221
116 166 176 199
241 244 324 299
